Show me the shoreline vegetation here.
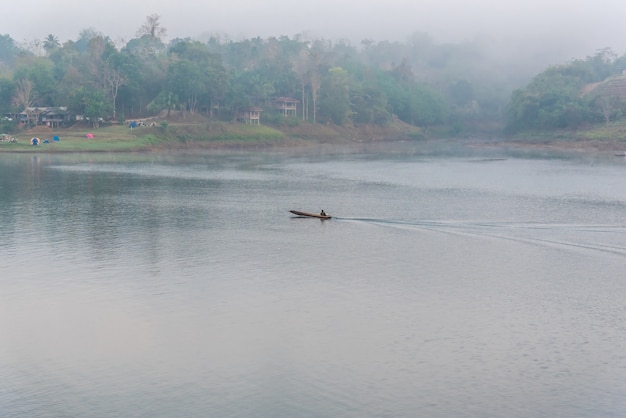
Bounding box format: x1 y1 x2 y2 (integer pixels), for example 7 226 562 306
2 112 626 155
0 113 426 153
3 19 626 157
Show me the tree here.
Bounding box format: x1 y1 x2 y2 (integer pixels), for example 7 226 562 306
0 78 16 113
318 67 351 125
12 78 35 109
137 14 167 41
13 57 56 105
292 49 310 120
507 73 587 131
0 34 19 67
99 46 132 120
168 41 228 115
70 87 112 128
167 59 203 113
12 79 36 125
119 37 167 115
595 95 621 125
309 69 321 124
301 41 329 124
351 84 390 125
407 83 448 127
147 90 178 117
391 58 414 83
75 28 102 53
101 62 127 119
202 58 228 115
43 35 60 54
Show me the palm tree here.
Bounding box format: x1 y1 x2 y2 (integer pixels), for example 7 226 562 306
43 34 60 54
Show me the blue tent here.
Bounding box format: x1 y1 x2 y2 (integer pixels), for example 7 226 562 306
31 137 39 146
53 135 60 141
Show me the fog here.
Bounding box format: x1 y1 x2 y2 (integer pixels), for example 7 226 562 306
5 0 626 71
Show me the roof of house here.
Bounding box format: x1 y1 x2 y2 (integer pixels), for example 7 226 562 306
273 97 299 103
20 106 69 115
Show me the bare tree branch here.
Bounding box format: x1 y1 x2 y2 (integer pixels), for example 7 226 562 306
137 14 167 40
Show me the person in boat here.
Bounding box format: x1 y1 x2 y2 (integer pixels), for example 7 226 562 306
320 210 327 216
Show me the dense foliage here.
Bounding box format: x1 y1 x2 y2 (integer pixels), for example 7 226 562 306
3 16 625 136
505 49 626 133
0 16 525 134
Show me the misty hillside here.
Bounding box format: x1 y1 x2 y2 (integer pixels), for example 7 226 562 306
583 74 626 99
505 49 626 134
2 15 626 138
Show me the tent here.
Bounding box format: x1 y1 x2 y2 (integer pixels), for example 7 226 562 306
86 133 94 139
31 137 39 145
53 135 60 141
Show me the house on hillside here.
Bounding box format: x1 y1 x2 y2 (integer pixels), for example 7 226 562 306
273 97 298 117
238 107 262 125
39 107 71 128
10 107 72 128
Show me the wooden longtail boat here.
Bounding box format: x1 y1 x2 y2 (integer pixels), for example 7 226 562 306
289 210 332 219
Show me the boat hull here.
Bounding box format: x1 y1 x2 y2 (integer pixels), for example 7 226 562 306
290 210 332 219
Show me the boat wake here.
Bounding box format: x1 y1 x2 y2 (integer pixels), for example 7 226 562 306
335 217 626 257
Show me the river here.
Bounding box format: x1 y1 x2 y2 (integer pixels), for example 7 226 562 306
1 142 625 417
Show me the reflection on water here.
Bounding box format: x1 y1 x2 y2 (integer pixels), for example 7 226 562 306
1 144 626 417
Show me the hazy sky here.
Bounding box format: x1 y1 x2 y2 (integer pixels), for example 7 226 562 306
5 0 626 58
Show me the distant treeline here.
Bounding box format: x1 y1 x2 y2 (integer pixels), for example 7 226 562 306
1 15 625 135
506 48 626 133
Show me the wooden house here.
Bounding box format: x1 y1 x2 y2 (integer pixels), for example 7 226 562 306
273 97 298 117
238 107 262 125
13 107 71 128
39 107 71 128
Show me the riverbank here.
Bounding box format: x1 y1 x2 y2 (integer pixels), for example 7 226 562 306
500 120 626 153
0 116 426 153
2 115 626 154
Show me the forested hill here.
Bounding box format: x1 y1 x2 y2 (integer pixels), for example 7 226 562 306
1 15 625 139
505 49 626 136
0 15 520 135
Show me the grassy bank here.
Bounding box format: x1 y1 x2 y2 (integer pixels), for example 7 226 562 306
503 121 626 153
0 116 427 153
1 124 155 152
0 121 289 152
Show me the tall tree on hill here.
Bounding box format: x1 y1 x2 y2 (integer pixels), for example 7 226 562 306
594 95 621 125
167 59 203 114
43 35 60 55
12 79 36 125
168 40 228 115
137 14 167 41
12 56 56 106
351 83 391 125
318 66 351 125
70 86 112 128
0 79 15 114
292 49 310 121
101 60 127 120
0 34 19 67
307 43 326 124
100 46 133 120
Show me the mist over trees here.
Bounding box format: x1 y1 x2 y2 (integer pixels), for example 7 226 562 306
505 48 626 133
1 15 625 136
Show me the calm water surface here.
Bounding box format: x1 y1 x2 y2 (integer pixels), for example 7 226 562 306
1 143 625 417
